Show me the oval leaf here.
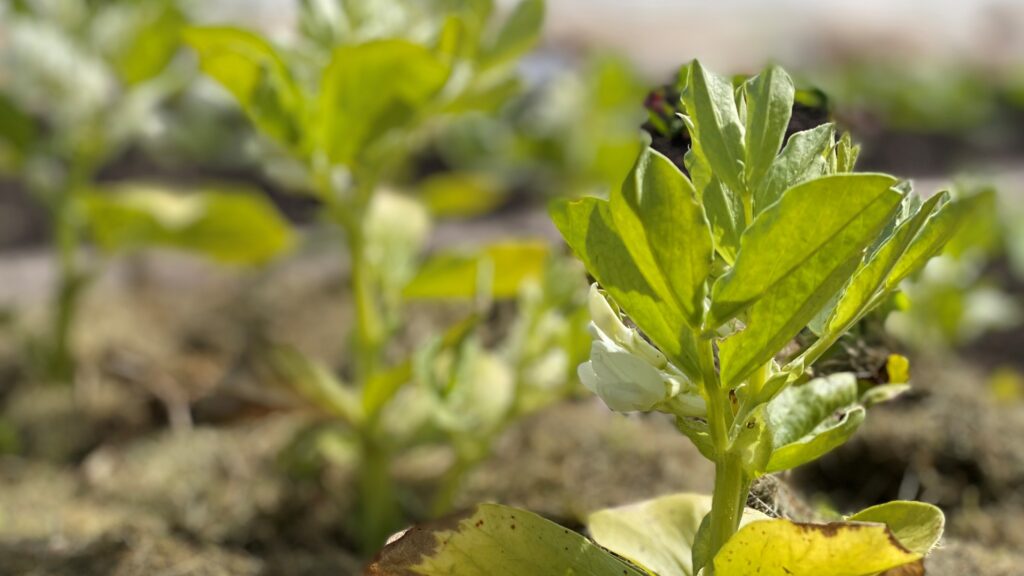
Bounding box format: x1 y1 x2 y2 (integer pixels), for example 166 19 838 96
550 197 701 379
403 241 549 300
611 147 713 329
712 519 923 576
743 65 795 192
368 503 648 576
317 40 449 165
588 493 767 576
184 27 304 147
765 373 864 473
847 501 944 556
83 184 294 265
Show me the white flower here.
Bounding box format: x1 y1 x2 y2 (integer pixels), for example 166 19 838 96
578 284 706 416
579 340 669 412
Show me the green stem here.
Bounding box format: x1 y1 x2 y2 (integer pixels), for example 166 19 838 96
696 336 753 572
708 452 751 566
431 454 472 517
355 428 400 554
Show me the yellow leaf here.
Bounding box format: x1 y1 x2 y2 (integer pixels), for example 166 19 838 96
712 519 921 576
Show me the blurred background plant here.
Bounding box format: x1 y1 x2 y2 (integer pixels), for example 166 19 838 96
0 0 294 384
184 0 606 551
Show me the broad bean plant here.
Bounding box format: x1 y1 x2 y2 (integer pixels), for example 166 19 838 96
186 0 590 553
370 61 984 575
0 0 293 383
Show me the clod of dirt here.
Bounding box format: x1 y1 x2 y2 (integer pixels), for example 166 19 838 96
81 415 303 544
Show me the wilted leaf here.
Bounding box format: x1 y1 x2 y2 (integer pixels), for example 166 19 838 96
403 241 548 299
588 493 767 576
83 184 294 264
712 519 922 576
848 501 944 556
367 503 648 576
184 27 304 147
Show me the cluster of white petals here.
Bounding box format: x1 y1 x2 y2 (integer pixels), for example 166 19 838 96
578 284 705 416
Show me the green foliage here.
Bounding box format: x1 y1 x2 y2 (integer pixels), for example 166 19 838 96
183 27 304 148
316 40 450 166
188 0 590 552
0 0 292 382
545 60 968 574
82 184 295 265
403 241 550 300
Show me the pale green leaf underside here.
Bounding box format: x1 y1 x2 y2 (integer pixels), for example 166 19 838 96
847 501 945 556
765 373 864 473
367 503 648 576
753 123 834 215
588 493 768 576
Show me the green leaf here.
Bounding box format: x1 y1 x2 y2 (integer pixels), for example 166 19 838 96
363 314 479 418
82 184 295 265
419 172 505 218
764 373 864 473
403 241 549 300
685 147 743 265
711 519 923 576
753 123 835 215
682 60 746 196
551 197 701 379
817 192 948 344
183 27 304 148
884 190 992 291
743 65 795 192
847 501 945 555
714 175 902 386
611 147 713 329
0 93 35 166
268 346 361 425
480 0 544 69
588 493 768 576
835 132 860 173
114 2 185 86
367 503 648 576
317 39 449 165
